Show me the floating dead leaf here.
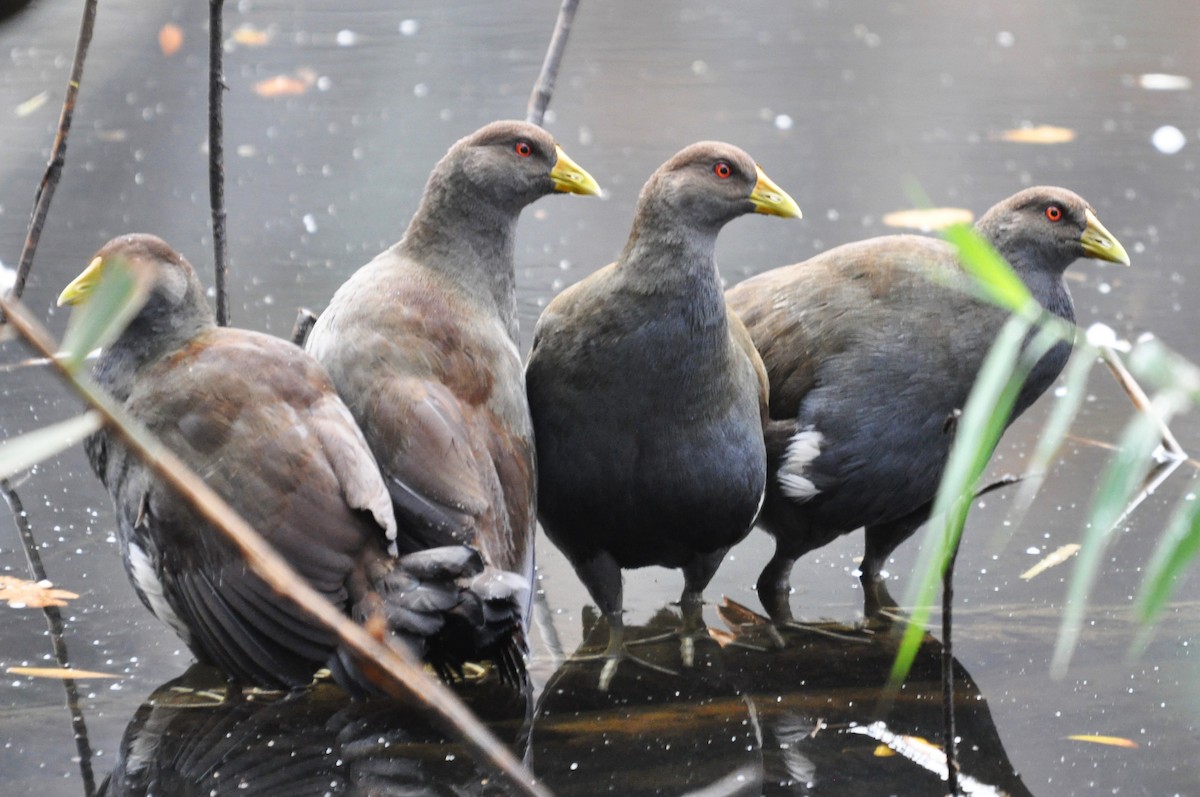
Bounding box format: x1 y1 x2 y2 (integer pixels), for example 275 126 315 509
15 91 49 118
882 207 975 231
1067 734 1139 749
1138 73 1191 91
1000 125 1077 144
158 23 184 57
231 25 272 47
1020 543 1081 581
8 666 120 680
96 129 129 143
0 575 79 608
707 627 737 648
253 69 317 98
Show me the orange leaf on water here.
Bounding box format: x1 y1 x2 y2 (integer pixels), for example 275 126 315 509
158 23 184 57
1067 734 1139 749
253 70 317 98
8 666 120 680
0 576 79 608
231 25 272 47
999 125 1077 144
882 207 975 231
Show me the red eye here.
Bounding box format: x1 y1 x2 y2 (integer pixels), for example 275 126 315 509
1045 205 1063 222
714 161 732 179
515 141 533 158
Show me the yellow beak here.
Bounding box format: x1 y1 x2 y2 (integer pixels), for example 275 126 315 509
1081 209 1131 266
550 145 603 197
57 256 105 306
750 166 802 219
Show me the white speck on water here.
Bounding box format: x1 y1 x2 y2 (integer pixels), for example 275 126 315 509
774 114 794 131
578 125 593 146
1098 282 1112 294
692 60 708 76
996 31 1015 47
1054 386 1069 398
1026 547 1041 555
1151 125 1186 154
316 76 332 92
236 144 256 157
0 260 15 295
1138 73 1192 91
335 30 357 47
399 19 419 36
413 83 429 98
569 763 579 771
302 214 318 234
826 208 839 221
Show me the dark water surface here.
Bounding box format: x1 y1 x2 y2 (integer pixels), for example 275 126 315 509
1 1 1197 794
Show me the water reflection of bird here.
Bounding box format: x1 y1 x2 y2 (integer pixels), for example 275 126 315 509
60 235 511 692
526 142 800 689
529 599 1032 796
97 664 529 797
306 121 601 681
713 600 1035 796
726 187 1130 622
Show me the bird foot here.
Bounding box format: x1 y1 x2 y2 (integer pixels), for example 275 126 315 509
775 619 875 644
569 646 681 690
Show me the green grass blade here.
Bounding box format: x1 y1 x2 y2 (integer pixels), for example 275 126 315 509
890 314 1033 686
1008 344 1097 529
0 411 104 480
1051 409 1162 676
942 223 1034 314
1135 491 1200 624
59 255 147 372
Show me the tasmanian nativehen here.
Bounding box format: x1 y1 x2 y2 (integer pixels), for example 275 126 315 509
526 142 801 687
305 121 601 681
726 186 1129 621
60 234 500 693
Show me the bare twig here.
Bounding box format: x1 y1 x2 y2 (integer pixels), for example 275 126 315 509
7 0 99 306
526 0 580 127
0 296 553 797
290 308 317 347
1099 344 1186 459
941 538 961 796
2 481 96 796
209 0 230 326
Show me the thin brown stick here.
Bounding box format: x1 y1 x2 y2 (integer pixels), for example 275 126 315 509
209 0 230 326
1099 345 1186 459
2 482 96 796
0 296 553 797
526 0 580 127
941 541 961 796
290 308 317 347
7 0 98 305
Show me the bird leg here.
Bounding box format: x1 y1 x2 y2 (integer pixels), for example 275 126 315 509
861 510 928 625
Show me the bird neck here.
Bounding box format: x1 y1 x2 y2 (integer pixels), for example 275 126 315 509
994 244 1077 326
399 178 520 340
95 312 213 403
618 199 724 290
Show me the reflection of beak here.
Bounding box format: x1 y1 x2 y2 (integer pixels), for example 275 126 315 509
550 146 603 197
1081 209 1131 266
750 166 802 218
57 256 105 306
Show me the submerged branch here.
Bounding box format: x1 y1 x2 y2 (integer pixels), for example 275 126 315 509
2 482 96 796
8 0 98 306
209 0 230 326
526 0 580 127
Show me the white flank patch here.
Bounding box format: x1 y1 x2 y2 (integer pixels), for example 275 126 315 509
128 540 191 644
778 426 823 501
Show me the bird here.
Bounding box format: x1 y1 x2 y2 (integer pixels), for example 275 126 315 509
724 186 1131 622
525 141 801 687
59 234 504 693
304 120 601 681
